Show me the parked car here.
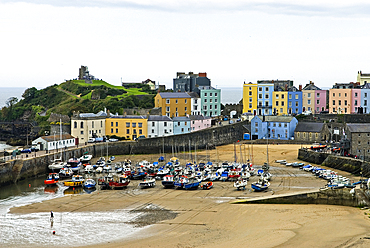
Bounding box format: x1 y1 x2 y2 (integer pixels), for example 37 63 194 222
134 135 146 141
21 149 32 153
30 147 39 152
88 138 96 143
109 138 118 142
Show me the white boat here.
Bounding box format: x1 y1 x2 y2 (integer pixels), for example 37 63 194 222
59 167 73 178
234 179 248 190
240 171 251 180
251 177 270 191
84 178 96 189
48 161 66 170
80 154 92 163
275 159 286 163
96 167 103 173
84 164 94 173
139 178 156 188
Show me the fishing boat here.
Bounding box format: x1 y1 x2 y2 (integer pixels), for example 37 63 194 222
44 173 59 186
84 164 94 173
109 175 130 189
131 170 147 180
201 181 213 190
184 177 200 190
83 178 96 189
162 175 175 188
174 175 188 189
251 177 270 191
66 158 82 172
139 178 156 188
48 159 66 170
234 178 248 190
59 167 73 178
64 175 84 187
98 175 113 190
79 152 92 163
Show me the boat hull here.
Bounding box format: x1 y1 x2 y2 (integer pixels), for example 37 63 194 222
251 183 268 191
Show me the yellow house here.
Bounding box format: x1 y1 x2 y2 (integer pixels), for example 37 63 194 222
242 82 258 115
105 115 148 140
272 91 288 115
155 92 191 117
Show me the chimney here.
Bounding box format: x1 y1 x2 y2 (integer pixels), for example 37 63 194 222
107 110 110 117
199 72 207 77
299 85 302 91
124 112 127 117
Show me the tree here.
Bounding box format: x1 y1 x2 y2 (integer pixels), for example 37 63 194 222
22 87 38 100
6 97 18 108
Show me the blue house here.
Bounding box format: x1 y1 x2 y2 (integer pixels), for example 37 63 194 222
251 115 298 140
288 91 303 115
257 83 274 116
172 117 191 135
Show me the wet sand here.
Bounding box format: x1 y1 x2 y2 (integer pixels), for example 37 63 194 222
10 144 370 247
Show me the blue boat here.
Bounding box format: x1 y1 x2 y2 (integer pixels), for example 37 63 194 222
174 175 188 189
251 177 270 191
84 178 96 189
184 177 200 190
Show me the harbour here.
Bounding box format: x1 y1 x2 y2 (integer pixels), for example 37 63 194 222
2 144 370 247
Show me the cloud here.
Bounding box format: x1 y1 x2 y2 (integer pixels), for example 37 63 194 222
2 0 370 17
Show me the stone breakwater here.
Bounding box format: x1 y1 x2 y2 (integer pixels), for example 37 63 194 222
0 121 248 186
298 148 370 177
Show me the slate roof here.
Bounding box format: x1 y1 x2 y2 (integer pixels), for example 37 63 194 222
109 115 146 119
40 134 74 142
172 117 190 122
79 111 107 118
187 92 199 98
189 115 207 120
148 115 172 121
294 122 324 132
159 92 190 98
346 123 370 133
255 115 295 123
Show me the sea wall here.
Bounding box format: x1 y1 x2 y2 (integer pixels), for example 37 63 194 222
0 121 248 186
234 188 370 207
298 148 370 177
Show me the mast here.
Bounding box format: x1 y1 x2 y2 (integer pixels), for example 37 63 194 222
59 119 63 160
234 143 237 163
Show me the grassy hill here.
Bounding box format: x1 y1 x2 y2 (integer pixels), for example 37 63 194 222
0 80 156 135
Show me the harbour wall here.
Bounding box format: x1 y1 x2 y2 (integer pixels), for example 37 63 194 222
298 148 370 177
0 121 248 186
233 188 370 208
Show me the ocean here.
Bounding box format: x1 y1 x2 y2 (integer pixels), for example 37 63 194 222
0 87 27 108
220 87 243 104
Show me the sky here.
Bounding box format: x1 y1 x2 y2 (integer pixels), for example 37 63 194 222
1 0 370 90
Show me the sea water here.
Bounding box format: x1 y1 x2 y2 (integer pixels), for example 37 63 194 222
0 87 26 108
220 87 242 104
0 178 146 247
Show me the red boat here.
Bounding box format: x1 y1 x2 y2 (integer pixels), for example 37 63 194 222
201 181 213 190
44 173 59 186
109 175 130 189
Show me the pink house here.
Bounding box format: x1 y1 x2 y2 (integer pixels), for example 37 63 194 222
190 115 212 132
351 89 361 113
314 90 328 113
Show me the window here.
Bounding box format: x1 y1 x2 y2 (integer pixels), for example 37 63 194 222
365 93 368 97
308 93 311 98
333 108 335 112
185 122 187 126
116 122 118 127
210 93 213 97
344 100 347 106
181 128 184 132
339 93 341 97
126 129 130 134
111 128 113 133
166 99 170 104
111 122 113 127
176 99 178 104
333 93 335 97
138 123 142 128
317 100 320 104
249 97 252 102
365 100 368 106
185 107 187 111
355 92 358 97
139 129 142 134
289 95 292 99
74 122 77 128
80 122 84 128
355 100 358 106
116 129 118 133
152 129 154 133
259 87 262 91
265 87 269 91
265 94 269 99
295 95 298 99
92 121 94 128
307 100 311 105
215 99 218 103
284 123 287 127
333 100 335 105
278 123 282 127
282 95 285 99
178 122 180 126
249 104 252 108
276 101 279 106
276 94 279 99
133 129 137 134
210 99 212 103
204 99 207 103
280 108 283 113
126 122 130 127
281 101 284 106
317 93 320 97
215 93 218 97
204 93 207 97
210 105 212 109
249 91 252 96
345 93 347 97
295 102 298 107
338 100 341 105
259 94 262 99
81 131 84 135
273 123 276 127
166 107 170 112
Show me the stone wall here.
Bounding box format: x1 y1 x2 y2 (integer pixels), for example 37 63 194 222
298 148 370 177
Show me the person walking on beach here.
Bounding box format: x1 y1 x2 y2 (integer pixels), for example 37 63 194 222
50 211 54 221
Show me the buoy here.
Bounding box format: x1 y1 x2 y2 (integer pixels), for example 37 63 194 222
53 231 55 235
29 184 31 188
73 187 75 190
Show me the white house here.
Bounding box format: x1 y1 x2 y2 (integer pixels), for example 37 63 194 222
71 110 107 144
188 92 201 115
32 134 76 151
147 115 173 138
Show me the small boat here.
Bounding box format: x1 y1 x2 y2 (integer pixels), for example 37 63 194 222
109 175 130 189
98 175 113 190
162 175 175 188
275 159 286 163
64 175 84 188
59 167 73 178
80 153 92 163
66 158 82 172
44 173 59 186
201 181 213 190
174 175 188 189
84 178 96 189
251 177 270 191
184 177 200 190
84 164 94 173
234 179 248 190
48 159 66 170
139 178 156 188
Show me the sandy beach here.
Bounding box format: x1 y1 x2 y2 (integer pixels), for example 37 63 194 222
8 144 370 247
